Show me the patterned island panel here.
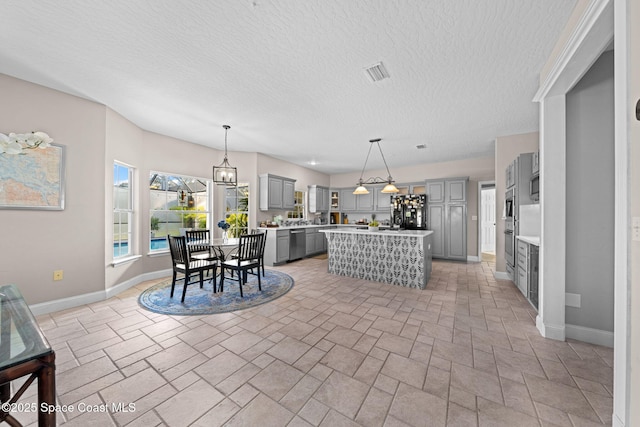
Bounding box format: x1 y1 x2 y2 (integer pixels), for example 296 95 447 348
320 230 434 289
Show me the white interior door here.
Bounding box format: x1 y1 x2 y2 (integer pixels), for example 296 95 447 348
481 188 496 253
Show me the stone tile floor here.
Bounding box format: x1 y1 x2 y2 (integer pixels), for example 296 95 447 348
15 258 612 426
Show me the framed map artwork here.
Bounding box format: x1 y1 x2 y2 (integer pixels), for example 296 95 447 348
0 143 66 210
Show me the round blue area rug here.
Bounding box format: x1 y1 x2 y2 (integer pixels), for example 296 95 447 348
138 270 294 315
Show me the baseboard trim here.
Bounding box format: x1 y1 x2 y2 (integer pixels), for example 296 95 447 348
29 291 106 316
565 323 614 348
30 269 172 316
536 315 566 341
467 256 480 262
494 271 510 280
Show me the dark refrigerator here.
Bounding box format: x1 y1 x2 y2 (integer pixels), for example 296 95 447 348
391 194 427 229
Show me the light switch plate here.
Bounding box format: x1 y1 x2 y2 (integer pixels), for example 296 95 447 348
471 215 478 221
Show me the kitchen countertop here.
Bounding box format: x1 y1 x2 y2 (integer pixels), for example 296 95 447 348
320 228 433 237
257 224 392 230
517 235 540 246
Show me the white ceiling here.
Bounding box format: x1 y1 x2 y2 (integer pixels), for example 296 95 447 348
0 0 576 174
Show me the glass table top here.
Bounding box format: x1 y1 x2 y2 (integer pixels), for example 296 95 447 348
0 284 52 370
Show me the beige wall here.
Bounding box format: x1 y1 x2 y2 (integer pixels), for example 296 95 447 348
0 74 107 304
255 153 330 223
539 0 591 86
494 132 539 273
330 156 495 257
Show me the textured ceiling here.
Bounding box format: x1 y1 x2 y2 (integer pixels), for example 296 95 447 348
0 0 576 174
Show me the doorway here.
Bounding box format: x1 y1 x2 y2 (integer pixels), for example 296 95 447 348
478 182 496 262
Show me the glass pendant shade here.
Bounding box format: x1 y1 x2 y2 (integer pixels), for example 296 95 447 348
381 182 399 193
353 183 370 195
213 125 237 186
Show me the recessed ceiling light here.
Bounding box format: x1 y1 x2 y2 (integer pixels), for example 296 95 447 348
416 144 427 150
308 160 317 166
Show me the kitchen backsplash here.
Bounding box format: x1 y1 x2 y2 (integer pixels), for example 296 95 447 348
519 204 540 236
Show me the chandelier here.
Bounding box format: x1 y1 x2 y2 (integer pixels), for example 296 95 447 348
353 138 399 195
212 125 237 186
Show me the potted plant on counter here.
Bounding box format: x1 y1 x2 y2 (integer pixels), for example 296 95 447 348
368 219 380 232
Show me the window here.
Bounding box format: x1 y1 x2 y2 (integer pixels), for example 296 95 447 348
149 172 211 252
113 162 134 258
288 190 305 218
224 183 249 237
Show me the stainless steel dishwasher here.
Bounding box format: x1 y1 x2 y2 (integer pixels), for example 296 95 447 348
289 229 306 261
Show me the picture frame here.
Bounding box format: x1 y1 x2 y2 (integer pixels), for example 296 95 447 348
0 143 66 210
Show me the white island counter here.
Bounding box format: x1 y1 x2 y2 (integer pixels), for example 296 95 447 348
320 228 434 289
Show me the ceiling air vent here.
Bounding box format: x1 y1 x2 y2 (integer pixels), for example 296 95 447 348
364 62 390 82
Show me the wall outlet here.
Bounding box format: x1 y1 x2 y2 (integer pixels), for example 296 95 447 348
633 217 640 242
53 270 64 281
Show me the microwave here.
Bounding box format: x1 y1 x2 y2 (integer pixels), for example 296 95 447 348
530 174 539 201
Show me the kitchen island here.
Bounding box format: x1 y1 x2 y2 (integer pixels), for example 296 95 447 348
320 228 434 289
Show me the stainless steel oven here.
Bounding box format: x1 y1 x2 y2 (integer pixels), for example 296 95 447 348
530 174 539 202
504 229 515 267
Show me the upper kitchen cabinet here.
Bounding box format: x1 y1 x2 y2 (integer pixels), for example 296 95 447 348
426 181 445 203
446 179 466 202
396 183 426 195
259 174 296 211
532 151 540 175
340 188 374 211
308 185 330 213
330 191 339 210
375 189 392 212
506 159 516 188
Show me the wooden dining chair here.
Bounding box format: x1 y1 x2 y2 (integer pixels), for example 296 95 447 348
167 235 218 302
185 230 217 261
219 233 264 297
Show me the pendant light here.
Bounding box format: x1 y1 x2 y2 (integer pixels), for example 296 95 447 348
212 125 237 186
353 138 399 195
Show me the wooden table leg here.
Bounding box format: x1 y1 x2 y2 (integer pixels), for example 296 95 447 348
37 352 56 427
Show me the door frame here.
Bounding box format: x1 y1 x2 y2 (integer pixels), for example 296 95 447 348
477 180 496 260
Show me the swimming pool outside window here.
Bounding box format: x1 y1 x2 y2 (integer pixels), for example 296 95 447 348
149 172 212 253
113 162 134 259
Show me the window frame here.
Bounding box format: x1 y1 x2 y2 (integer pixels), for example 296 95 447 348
224 183 250 237
149 171 212 253
113 162 134 260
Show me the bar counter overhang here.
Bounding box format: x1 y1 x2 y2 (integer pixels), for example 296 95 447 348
319 229 434 289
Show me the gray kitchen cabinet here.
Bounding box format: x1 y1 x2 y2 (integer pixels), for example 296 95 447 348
505 159 516 188
516 239 528 297
426 177 468 261
446 204 467 259
375 189 392 212
427 204 445 258
308 185 330 212
340 188 376 211
305 232 315 255
283 179 296 209
340 189 357 211
276 230 290 263
259 174 296 211
356 191 374 210
304 227 327 256
262 228 290 265
426 181 445 203
396 182 426 195
532 151 540 175
446 179 466 202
